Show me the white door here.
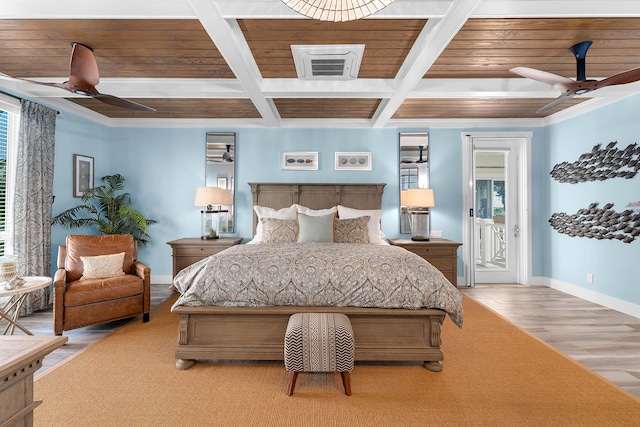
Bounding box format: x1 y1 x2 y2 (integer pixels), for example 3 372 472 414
462 134 530 285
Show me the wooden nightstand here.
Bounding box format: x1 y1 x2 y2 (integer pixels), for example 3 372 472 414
167 237 243 278
388 238 462 286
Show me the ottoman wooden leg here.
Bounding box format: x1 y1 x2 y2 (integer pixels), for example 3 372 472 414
285 313 354 396
287 371 299 396
341 372 351 396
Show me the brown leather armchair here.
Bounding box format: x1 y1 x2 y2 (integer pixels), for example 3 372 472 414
53 234 150 335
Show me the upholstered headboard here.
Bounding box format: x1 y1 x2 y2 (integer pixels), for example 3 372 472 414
249 182 386 236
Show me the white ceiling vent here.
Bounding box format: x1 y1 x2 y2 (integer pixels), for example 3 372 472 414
291 45 365 80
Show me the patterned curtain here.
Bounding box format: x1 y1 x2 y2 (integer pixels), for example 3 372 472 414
14 100 56 315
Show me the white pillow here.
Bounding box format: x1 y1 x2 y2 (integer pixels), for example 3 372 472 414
80 252 126 281
337 205 384 244
253 205 297 243
294 204 337 216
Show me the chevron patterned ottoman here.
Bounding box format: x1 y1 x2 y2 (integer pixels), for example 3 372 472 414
284 312 355 396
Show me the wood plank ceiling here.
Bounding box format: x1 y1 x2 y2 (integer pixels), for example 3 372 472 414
2 10 640 125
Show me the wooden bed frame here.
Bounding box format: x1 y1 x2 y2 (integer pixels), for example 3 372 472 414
172 183 448 372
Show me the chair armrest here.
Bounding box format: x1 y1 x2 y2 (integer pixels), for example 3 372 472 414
53 269 68 292
133 261 150 279
53 268 68 335
133 261 151 315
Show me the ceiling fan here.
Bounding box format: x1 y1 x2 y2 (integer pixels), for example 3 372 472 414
400 145 427 164
1 42 155 112
222 144 233 162
510 40 640 113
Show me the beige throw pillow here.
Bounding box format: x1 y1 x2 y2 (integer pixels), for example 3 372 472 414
253 205 297 243
260 218 298 243
80 252 126 281
337 205 384 244
334 216 370 243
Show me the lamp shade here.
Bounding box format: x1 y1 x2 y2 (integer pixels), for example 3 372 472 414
401 188 435 208
194 187 233 207
281 0 394 22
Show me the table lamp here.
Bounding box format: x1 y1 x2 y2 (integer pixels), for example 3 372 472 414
194 187 233 239
401 188 435 241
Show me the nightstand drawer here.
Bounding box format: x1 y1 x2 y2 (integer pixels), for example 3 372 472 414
388 238 462 286
425 257 453 273
174 246 227 257
167 237 243 278
174 256 209 272
404 246 454 258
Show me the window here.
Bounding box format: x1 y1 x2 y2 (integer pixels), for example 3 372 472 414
400 167 418 190
475 179 505 219
0 94 19 256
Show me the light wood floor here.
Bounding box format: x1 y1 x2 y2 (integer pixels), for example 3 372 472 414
6 283 640 398
465 284 640 398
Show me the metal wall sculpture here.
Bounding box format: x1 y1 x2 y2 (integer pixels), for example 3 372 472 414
549 202 640 243
550 141 640 184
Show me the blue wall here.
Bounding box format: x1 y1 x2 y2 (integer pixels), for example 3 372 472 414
51 112 112 269
53 126 428 277
546 94 640 305
49 96 640 312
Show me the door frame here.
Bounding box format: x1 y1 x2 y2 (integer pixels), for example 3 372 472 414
461 131 532 287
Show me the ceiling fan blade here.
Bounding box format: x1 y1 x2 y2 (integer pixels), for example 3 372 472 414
536 93 576 114
92 93 156 112
67 42 100 93
594 67 640 89
510 67 574 86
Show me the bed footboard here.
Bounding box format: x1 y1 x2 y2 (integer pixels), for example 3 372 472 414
172 305 446 372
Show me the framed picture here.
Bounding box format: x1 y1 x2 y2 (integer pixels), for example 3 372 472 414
217 177 227 189
335 152 372 170
73 154 94 197
282 152 318 170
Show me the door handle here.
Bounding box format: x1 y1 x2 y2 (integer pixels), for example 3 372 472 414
513 224 520 237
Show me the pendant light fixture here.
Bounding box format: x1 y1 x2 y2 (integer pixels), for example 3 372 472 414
281 0 394 22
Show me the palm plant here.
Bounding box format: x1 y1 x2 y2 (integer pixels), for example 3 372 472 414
52 174 157 246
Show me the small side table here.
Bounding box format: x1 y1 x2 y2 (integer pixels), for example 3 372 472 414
167 237 243 278
0 276 52 335
0 335 67 426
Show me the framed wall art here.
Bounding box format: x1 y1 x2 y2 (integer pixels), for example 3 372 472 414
335 152 372 171
73 154 94 197
282 152 318 170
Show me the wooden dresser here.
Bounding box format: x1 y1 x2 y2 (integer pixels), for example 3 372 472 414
167 237 243 278
388 238 462 286
0 335 67 427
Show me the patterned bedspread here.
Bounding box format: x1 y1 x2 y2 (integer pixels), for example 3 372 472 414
172 243 463 327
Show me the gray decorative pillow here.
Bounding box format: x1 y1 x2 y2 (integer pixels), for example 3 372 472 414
297 213 335 243
334 216 370 243
260 218 298 243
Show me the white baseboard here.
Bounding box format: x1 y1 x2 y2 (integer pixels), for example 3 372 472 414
536 276 640 319
528 276 547 287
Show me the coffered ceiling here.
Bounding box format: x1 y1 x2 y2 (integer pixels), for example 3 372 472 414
1 0 640 128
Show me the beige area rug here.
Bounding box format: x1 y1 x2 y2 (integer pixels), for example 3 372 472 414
35 293 640 426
